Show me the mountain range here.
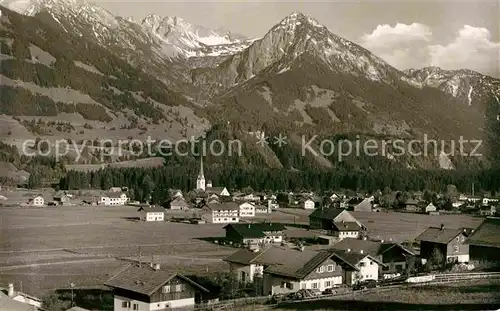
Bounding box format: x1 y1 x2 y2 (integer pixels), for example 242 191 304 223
0 0 499 171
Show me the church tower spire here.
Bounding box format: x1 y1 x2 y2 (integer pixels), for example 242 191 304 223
196 156 206 191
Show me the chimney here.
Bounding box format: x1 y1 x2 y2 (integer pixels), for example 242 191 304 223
360 250 364 254
440 224 444 230
8 283 14 297
153 263 160 270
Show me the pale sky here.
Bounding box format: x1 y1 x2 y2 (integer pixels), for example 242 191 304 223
91 0 500 76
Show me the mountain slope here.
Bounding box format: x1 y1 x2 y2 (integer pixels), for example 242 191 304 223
404 67 500 109
0 6 209 143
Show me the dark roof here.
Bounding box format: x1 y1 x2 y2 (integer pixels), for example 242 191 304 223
168 197 188 207
263 249 329 279
105 265 208 296
466 217 500 247
332 221 361 232
206 187 227 194
329 249 385 267
104 192 125 198
405 199 419 206
309 208 345 221
205 202 239 211
137 206 165 213
330 239 415 257
416 226 465 244
223 223 286 238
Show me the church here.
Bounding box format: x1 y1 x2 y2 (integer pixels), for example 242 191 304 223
196 156 230 198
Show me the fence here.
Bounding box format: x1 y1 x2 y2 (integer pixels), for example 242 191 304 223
191 272 500 310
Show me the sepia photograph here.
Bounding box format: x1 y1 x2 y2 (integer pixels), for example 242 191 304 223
0 0 499 310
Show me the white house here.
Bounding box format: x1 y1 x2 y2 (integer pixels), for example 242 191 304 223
303 199 315 210
331 249 383 284
138 206 165 222
105 265 210 311
202 202 239 224
28 195 44 206
100 193 128 206
425 203 437 213
239 202 256 217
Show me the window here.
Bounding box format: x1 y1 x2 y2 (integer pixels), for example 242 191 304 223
359 262 365 267
312 282 318 289
162 285 171 293
461 236 465 242
370 261 373 265
301 283 307 289
457 237 460 242
382 265 389 271
327 265 335 272
316 266 324 273
454 245 459 252
122 301 131 308
132 304 139 311
325 281 331 287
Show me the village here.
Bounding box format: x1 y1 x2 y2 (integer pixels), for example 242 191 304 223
1 158 500 311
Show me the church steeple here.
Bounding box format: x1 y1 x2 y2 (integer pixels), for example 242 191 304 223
196 156 206 191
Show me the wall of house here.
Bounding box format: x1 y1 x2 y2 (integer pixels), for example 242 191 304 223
33 198 44 206
337 231 359 240
146 212 164 222
149 277 197 303
445 233 469 263
380 247 411 275
354 256 379 282
114 296 195 311
263 274 300 295
239 203 255 217
230 263 264 282
304 200 315 210
299 276 343 291
212 210 239 223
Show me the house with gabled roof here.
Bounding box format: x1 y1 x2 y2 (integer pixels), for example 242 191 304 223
166 196 189 210
137 206 164 222
205 187 230 197
330 239 415 276
28 195 44 207
416 224 472 264
105 264 210 310
465 217 500 263
224 223 286 246
309 208 364 240
201 202 239 224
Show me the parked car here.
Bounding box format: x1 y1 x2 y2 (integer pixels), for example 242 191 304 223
353 279 378 290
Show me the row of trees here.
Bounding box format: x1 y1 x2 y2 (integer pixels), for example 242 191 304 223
58 165 500 203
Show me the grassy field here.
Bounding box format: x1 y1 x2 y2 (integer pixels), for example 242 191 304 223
275 209 483 242
0 205 485 298
0 205 233 296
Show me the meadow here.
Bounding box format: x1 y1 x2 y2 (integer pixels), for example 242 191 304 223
0 205 485 297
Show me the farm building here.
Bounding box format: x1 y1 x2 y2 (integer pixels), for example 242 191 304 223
166 196 189 210
404 199 421 212
238 202 255 217
416 225 471 264
329 249 385 285
1 283 42 310
223 222 286 246
201 202 239 224
53 192 71 205
137 206 165 222
100 193 128 206
466 217 500 263
104 264 210 311
330 238 415 276
28 195 44 206
309 208 364 239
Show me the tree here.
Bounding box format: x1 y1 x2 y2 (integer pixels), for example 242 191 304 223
427 248 445 271
42 293 70 311
28 171 41 189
